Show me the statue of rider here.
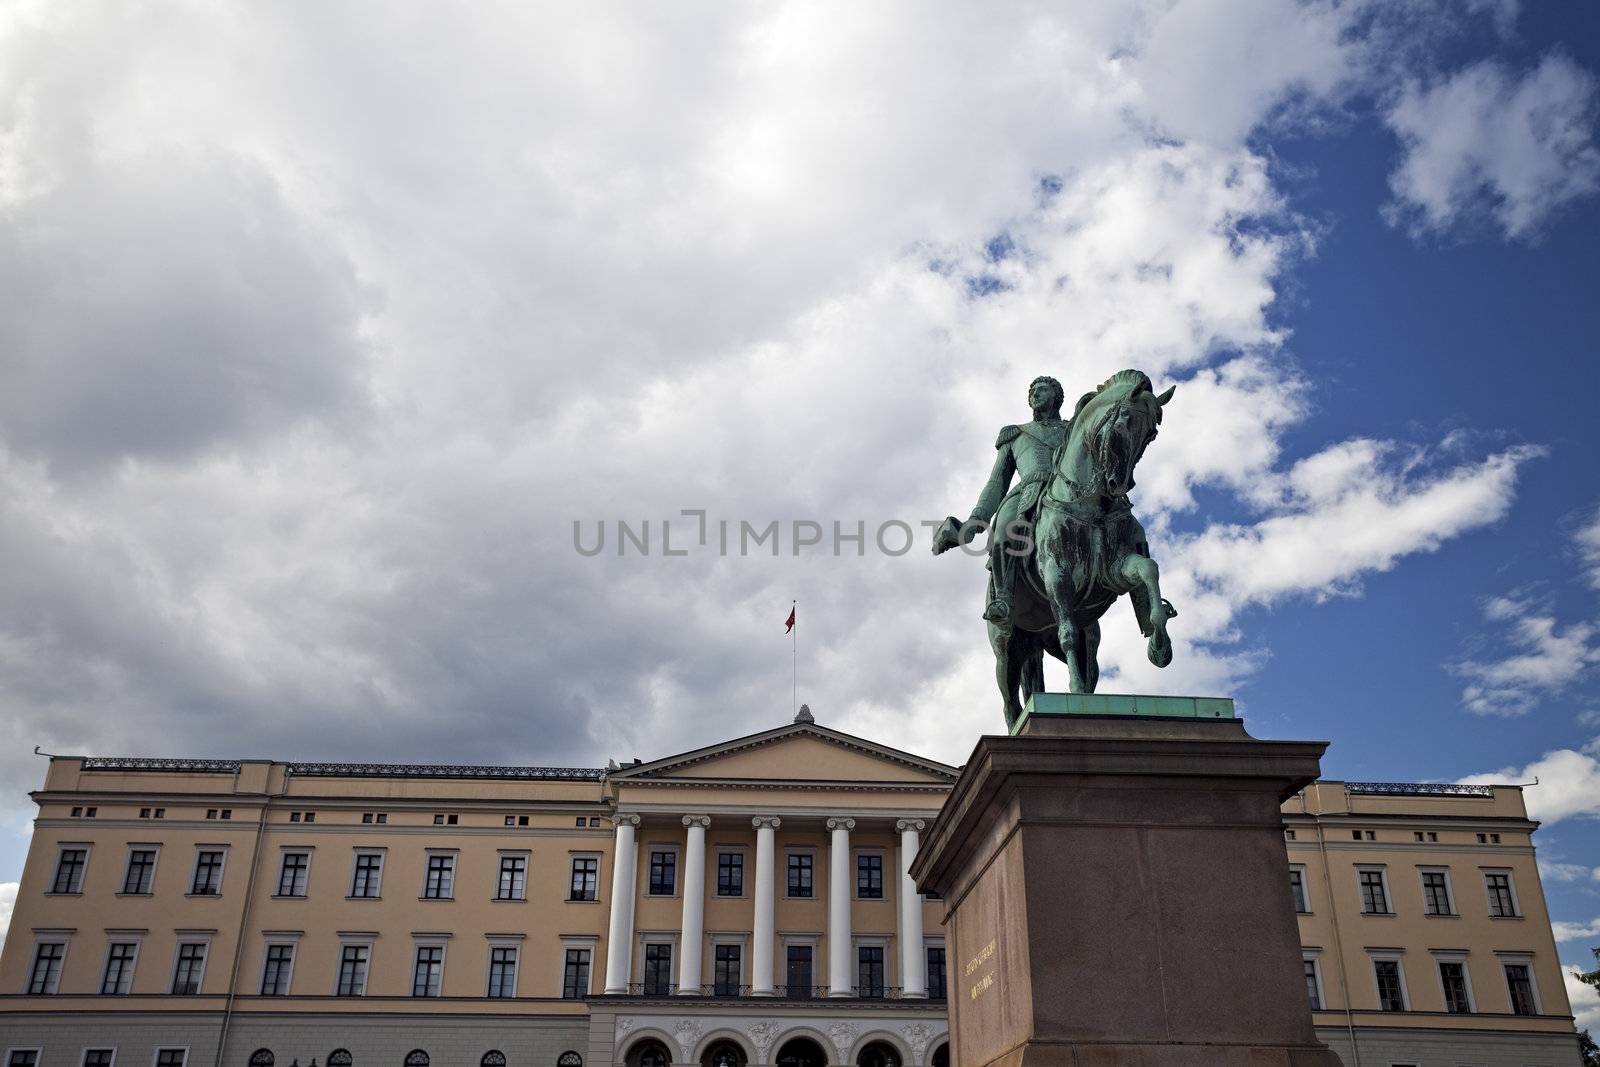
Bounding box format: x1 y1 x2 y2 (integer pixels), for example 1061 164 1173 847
933 375 1068 626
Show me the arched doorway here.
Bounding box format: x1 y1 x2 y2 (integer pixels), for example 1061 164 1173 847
627 1040 672 1067
855 1042 901 1067
930 1045 948 1067
774 1038 827 1067
700 1040 745 1067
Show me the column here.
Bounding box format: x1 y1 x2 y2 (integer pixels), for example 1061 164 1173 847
826 816 855 996
602 814 641 994
897 818 927 998
751 816 781 995
676 814 710 994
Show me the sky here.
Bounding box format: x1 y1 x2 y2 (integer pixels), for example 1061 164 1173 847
1 0 1598 1025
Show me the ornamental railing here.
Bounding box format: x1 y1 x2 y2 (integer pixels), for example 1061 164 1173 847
1345 781 1494 798
613 984 938 1000
81 757 241 774
286 762 607 781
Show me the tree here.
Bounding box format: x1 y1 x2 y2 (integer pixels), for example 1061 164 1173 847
1578 948 1599 1067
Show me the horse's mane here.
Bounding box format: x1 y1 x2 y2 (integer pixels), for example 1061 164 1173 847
1072 369 1153 418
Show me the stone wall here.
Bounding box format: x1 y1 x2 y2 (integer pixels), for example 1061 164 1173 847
1315 1024 1583 1067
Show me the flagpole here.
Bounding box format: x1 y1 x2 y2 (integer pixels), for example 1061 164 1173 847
791 599 797 717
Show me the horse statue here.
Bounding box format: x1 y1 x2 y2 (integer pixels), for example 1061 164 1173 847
935 370 1177 729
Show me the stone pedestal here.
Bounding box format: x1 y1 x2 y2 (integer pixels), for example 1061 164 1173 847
910 696 1342 1067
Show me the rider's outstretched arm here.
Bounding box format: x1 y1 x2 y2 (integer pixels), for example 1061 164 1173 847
971 447 1015 526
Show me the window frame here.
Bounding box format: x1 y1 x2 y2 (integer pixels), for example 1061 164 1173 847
120 845 160 896
1302 952 1325 1011
420 850 458 901
715 849 745 898
1497 952 1540 1015
81 1050 117 1067
568 853 600 902
1418 866 1456 917
152 1049 189 1067
786 851 814 899
188 846 228 897
855 942 887 998
1481 868 1521 918
5 1050 43 1067
1368 951 1409 1012
169 938 211 996
410 941 447 998
100 935 143 995
925 939 947 1000
783 938 816 998
1355 865 1393 915
259 935 300 996
646 846 679 897
1288 864 1310 914
558 938 596 998
334 938 373 997
485 938 521 998
494 851 529 902
641 939 675 996
855 850 885 900
1430 950 1475 1014
50 843 91 895
26 938 69 995
348 849 385 899
274 849 312 899
710 937 746 997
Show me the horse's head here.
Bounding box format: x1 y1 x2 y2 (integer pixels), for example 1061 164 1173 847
1070 370 1174 497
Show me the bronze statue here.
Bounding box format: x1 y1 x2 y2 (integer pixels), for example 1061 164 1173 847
935 370 1177 727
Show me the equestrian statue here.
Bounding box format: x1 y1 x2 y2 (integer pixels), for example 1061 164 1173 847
933 370 1177 728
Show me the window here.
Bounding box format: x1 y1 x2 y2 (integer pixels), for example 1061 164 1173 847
643 942 673 995
487 946 518 997
172 942 207 994
1283 829 1296 840
362 812 388 824
351 852 383 898
412 946 444 997
561 947 591 998
290 812 301 822
84 1051 114 1067
277 852 310 897
327 1053 352 1067
1504 962 1536 1015
713 944 741 996
856 853 883 899
123 848 157 894
154 808 165 818
569 856 598 901
574 817 585 828
787 853 813 898
648 850 676 896
1420 870 1453 916
496 854 527 901
141 807 152 818
1304 957 1322 1010
249 1051 274 1067
927 944 947 999
221 809 232 820
52 847 88 893
717 852 744 896
7 1054 38 1067
1289 866 1308 913
155 1053 186 1067
27 941 66 994
336 944 369 996
786 944 813 997
1438 960 1471 1013
191 850 225 895
1485 872 1518 917
261 943 295 995
207 810 218 819
422 853 456 899
1373 958 1406 1012
558 1054 582 1067
1358 868 1390 914
481 1054 506 1067
405 1054 429 1067
102 941 139 994
857 945 885 997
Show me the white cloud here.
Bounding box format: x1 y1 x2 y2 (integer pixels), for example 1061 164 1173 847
1461 742 1600 824
1385 53 1600 239
1567 961 1600 1030
1553 918 1600 943
1575 504 1600 592
1541 859 1600 883
0 881 15 955
1454 596 1599 716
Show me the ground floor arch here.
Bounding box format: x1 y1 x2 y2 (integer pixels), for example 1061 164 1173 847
773 1037 827 1067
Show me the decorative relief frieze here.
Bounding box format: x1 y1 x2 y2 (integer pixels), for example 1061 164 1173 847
826 1022 859 1057
673 1018 705 1059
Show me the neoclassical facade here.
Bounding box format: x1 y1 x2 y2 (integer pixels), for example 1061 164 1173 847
0 711 1583 1067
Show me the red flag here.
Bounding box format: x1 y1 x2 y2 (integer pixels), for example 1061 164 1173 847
785 605 796 633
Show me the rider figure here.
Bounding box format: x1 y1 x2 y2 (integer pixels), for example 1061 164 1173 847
962 375 1069 626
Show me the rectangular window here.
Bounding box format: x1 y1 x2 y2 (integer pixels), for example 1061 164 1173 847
1504 963 1536 1015
1304 957 1322 1010
336 944 369 996
648 850 677 895
52 848 87 894
261 943 295 995
1358 869 1389 914
786 944 813 998
191 850 224 895
1289 867 1308 913
123 848 157 894
487 945 518 997
570 856 598 901
83 1052 114 1067
644 942 673 995
412 945 444 997
1485 872 1517 917
1439 961 1470 1013
856 853 883 899
155 1054 186 1067
1421 871 1453 916
927 945 947 999
422 854 455 899
277 852 310 897
350 852 383 898
171 942 207 994
713 944 742 996
562 947 591 998
857 945 885 997
787 853 813 898
27 942 65 994
717 852 744 896
497 854 527 901
1373 959 1405 1012
7 1053 38 1067
102 941 138 994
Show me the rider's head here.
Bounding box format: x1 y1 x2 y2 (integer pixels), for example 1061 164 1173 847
1028 375 1064 418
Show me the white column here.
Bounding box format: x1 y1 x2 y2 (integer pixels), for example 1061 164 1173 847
827 816 855 996
897 818 927 998
602 813 641 994
750 816 781 995
676 814 710 994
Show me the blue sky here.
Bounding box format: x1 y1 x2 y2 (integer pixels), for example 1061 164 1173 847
0 0 1597 1025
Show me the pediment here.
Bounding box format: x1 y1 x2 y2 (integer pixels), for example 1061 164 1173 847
612 723 957 786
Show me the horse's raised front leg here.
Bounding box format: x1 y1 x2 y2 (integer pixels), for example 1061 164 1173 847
1039 540 1087 693
1120 553 1175 668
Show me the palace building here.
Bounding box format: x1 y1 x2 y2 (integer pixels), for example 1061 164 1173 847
0 712 1583 1067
